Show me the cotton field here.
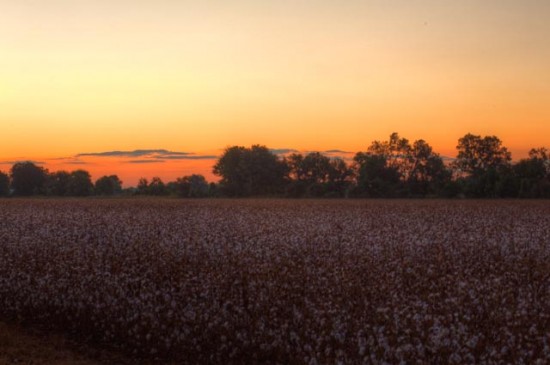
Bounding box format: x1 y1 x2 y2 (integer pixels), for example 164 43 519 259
0 199 549 364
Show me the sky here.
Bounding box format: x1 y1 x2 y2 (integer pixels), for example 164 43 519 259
1 0 549 186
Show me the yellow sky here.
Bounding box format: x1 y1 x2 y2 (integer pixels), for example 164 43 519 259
1 0 549 184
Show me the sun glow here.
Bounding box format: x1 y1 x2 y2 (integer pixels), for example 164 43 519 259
1 1 549 184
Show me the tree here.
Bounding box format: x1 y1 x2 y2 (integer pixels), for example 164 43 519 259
368 132 413 179
286 152 352 197
0 171 9 196
173 174 209 198
514 148 550 198
352 152 401 197
454 134 512 197
528 147 550 175
95 175 123 196
137 178 149 195
10 162 48 196
327 157 353 197
148 177 168 196
301 152 332 184
407 139 451 196
45 171 71 196
213 145 287 196
67 170 94 196
455 134 511 175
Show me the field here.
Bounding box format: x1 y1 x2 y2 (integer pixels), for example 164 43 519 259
0 199 549 364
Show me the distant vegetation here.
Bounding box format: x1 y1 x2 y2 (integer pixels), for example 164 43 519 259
1 133 549 198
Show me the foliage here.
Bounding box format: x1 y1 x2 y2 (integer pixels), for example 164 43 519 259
0 171 9 196
95 175 123 196
148 177 168 196
137 178 149 195
455 134 512 175
45 171 71 196
10 161 48 196
4 133 550 199
452 134 513 198
66 170 94 196
514 148 550 198
352 152 401 197
286 152 352 197
213 145 287 196
172 174 209 198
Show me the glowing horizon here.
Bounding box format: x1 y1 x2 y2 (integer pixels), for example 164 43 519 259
1 1 549 185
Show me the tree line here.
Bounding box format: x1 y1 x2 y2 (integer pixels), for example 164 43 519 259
1 133 549 198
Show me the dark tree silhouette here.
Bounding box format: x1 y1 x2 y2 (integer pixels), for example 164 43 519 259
368 132 413 180
327 157 353 197
352 152 401 197
45 171 71 196
213 145 287 196
0 171 9 196
95 175 123 196
137 178 149 195
67 170 94 196
454 134 512 197
10 162 48 196
286 152 352 197
514 148 550 198
173 174 209 198
407 139 450 196
455 134 512 175
148 177 168 196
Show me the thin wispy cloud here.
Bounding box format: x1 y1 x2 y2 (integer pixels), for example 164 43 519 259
75 149 217 161
0 160 45 165
154 155 218 160
270 148 299 155
325 149 352 154
127 159 166 164
77 149 191 158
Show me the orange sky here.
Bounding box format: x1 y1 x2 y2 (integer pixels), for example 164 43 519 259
1 1 549 186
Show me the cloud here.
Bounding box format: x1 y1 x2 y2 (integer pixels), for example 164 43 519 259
65 160 90 165
0 160 44 165
325 149 352 154
153 155 217 160
270 148 299 155
75 149 217 161
77 149 192 158
127 159 166 164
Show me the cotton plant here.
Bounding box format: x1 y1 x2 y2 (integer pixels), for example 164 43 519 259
0 199 548 364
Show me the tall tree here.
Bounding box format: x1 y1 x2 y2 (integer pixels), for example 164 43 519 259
148 177 168 196
45 171 71 196
455 134 512 175
173 174 209 198
352 152 401 197
67 170 94 196
407 139 450 196
95 175 123 196
327 157 353 196
10 162 48 196
454 134 512 197
368 132 413 179
137 178 149 195
514 147 550 198
300 152 332 184
213 145 287 196
0 171 9 196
